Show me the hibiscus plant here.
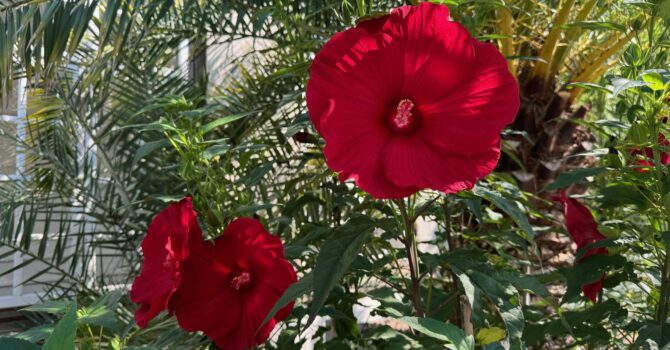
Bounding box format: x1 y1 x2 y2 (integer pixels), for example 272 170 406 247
1 0 670 350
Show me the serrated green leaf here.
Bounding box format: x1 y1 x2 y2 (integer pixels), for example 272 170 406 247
198 112 254 134
241 163 273 186
563 254 629 302
78 292 122 332
454 271 476 308
260 273 313 330
133 139 169 166
642 72 665 91
0 337 41 350
446 252 524 344
476 327 507 345
43 301 77 350
472 186 533 237
21 300 71 314
543 167 607 191
566 82 612 94
308 217 375 327
610 77 648 97
399 317 474 350
138 121 179 132
658 0 670 19
202 144 230 159
15 324 55 343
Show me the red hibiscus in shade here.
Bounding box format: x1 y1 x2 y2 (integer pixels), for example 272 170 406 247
553 191 608 302
630 133 670 172
171 218 297 350
306 2 519 199
130 197 201 328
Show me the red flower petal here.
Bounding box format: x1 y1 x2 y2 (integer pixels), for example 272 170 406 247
553 191 605 248
582 278 604 303
419 42 519 155
172 218 297 350
553 191 608 302
630 133 670 172
381 135 501 193
307 3 519 199
307 29 397 134
356 15 390 35
130 197 201 328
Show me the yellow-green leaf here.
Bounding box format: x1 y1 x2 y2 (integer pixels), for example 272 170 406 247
476 327 507 345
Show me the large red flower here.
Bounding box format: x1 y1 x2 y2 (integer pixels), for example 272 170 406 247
630 133 670 172
553 191 608 302
306 2 519 199
171 218 297 350
130 197 201 328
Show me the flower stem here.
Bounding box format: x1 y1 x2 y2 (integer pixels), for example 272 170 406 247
656 247 670 324
397 199 425 317
442 200 462 328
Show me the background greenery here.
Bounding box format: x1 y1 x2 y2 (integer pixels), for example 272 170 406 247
0 0 669 348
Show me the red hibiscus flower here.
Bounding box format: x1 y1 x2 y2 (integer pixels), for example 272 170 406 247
306 2 519 199
172 218 297 350
630 133 670 172
130 197 201 328
553 191 608 302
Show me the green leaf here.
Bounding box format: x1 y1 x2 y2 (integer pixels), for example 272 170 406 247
151 195 186 203
642 72 665 91
308 217 375 326
43 301 77 350
563 254 629 302
133 139 169 166
242 163 274 187
110 337 122 350
77 292 122 331
138 121 179 132
658 0 670 20
454 271 476 308
21 300 71 314
610 77 648 97
202 144 230 159
543 167 607 191
574 238 619 260
524 299 625 346
661 231 670 247
476 327 507 345
565 21 626 31
0 337 41 350
566 82 612 94
260 273 313 329
198 112 254 134
598 184 650 209
399 317 474 350
446 251 524 344
472 186 534 237
501 271 552 299
16 324 55 343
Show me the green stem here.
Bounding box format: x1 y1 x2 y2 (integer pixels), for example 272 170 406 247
657 247 670 324
397 199 425 317
443 199 463 328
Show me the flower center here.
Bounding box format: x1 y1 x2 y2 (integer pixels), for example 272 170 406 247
230 272 252 290
162 254 181 281
389 99 418 133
